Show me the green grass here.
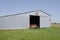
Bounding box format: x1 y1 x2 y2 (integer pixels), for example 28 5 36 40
0 27 60 40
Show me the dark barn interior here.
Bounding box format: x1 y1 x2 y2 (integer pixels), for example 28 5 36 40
30 15 40 28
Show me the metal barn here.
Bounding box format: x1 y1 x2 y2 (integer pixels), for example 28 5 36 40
0 10 51 29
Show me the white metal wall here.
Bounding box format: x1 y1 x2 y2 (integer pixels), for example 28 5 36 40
40 16 50 28
1 14 29 29
0 11 51 29
0 12 36 29
38 11 51 28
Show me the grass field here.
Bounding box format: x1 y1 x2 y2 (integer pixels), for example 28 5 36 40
0 27 60 40
52 23 60 27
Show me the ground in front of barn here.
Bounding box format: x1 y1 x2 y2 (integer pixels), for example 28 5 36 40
0 26 60 40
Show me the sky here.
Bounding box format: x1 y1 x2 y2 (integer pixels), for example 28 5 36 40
0 0 60 23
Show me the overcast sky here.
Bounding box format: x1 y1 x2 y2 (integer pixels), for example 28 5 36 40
0 0 60 23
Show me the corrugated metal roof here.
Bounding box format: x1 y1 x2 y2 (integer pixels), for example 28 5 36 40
0 10 51 17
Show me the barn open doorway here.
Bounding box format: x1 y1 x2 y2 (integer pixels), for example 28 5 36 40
30 15 40 29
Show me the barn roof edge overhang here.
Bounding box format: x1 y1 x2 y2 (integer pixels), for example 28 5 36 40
0 10 51 17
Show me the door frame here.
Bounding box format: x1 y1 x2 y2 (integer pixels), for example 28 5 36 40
29 15 40 28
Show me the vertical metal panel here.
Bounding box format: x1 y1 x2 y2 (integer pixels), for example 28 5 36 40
1 14 29 29
40 16 50 28
38 11 51 28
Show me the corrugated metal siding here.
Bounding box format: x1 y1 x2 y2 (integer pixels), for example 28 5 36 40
38 11 51 28
1 14 29 29
0 10 51 29
40 16 50 28
0 12 36 29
